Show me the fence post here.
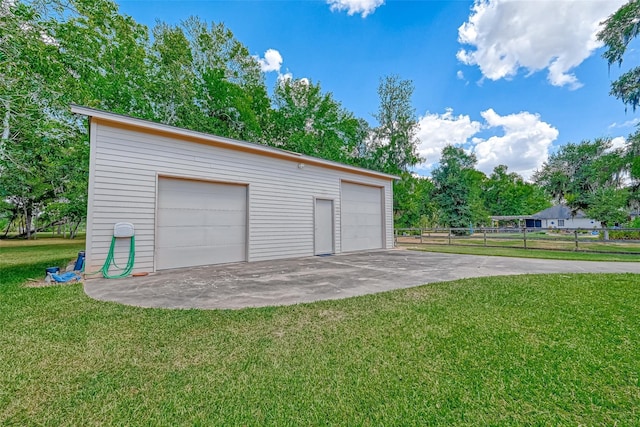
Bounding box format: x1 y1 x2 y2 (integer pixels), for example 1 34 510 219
483 228 487 247
420 228 424 244
523 227 527 249
448 228 452 245
574 229 578 251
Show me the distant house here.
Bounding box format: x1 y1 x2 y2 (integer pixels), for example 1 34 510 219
525 205 599 229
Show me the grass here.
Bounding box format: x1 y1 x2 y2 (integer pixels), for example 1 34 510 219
397 231 640 254
1 239 640 424
0 238 86 286
402 243 640 262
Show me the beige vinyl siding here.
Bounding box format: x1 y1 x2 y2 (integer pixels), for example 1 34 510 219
85 121 394 273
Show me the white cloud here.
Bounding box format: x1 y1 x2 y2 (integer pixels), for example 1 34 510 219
456 70 465 80
457 0 625 89
610 136 627 151
255 49 283 73
278 72 293 83
277 73 309 87
416 108 558 180
327 0 384 17
416 109 482 169
472 109 558 179
609 118 640 129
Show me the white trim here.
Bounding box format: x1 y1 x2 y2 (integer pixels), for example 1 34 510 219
85 119 98 273
153 172 159 272
157 172 250 187
380 185 387 249
246 184 251 262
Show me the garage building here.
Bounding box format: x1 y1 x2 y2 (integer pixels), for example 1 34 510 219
72 106 397 274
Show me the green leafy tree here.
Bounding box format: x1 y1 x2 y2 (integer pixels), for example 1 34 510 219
596 0 640 222
625 131 640 215
0 1 71 237
0 117 76 238
393 173 436 228
366 75 422 174
1 0 152 237
483 165 550 215
182 18 270 142
586 187 629 234
598 0 640 110
268 78 368 164
431 145 488 229
533 138 629 236
148 18 270 141
54 0 153 116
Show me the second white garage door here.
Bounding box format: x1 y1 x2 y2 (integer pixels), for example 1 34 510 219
156 178 247 270
341 182 383 252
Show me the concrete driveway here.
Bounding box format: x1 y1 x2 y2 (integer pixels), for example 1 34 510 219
84 249 640 310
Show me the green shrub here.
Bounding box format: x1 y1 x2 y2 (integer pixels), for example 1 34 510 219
608 229 640 240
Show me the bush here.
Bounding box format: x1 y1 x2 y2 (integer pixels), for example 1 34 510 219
628 217 640 228
608 229 640 240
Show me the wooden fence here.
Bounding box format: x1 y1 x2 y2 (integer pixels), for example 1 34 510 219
394 227 640 255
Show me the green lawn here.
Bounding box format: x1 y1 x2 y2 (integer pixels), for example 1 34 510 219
1 239 639 424
403 243 640 261
396 230 640 255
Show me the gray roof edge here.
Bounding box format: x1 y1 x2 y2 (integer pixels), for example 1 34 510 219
70 104 400 181
532 205 588 219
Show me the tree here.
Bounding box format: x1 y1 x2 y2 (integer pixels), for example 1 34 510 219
431 145 488 229
1 0 153 237
393 172 436 228
54 0 153 116
147 22 196 126
0 0 74 237
533 138 629 235
148 18 271 142
598 0 640 110
182 17 270 142
597 0 640 224
268 78 368 164
367 75 422 174
483 165 550 215
586 188 629 239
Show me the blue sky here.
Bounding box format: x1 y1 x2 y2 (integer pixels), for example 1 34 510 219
116 0 637 179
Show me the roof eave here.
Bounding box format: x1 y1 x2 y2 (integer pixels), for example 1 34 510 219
71 104 399 181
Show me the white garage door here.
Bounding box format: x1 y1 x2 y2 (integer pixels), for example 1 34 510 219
341 182 383 252
156 178 247 270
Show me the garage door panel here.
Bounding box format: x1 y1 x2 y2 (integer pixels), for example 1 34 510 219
156 224 246 248
156 244 246 270
342 198 380 211
342 212 380 226
157 209 246 227
341 182 383 252
158 191 245 211
158 181 246 210
156 178 247 270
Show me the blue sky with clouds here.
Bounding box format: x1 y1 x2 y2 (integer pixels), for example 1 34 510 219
117 0 638 179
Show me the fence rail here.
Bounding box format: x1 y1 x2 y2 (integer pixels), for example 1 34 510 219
394 227 640 255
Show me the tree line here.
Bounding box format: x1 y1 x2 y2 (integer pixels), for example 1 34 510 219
1 0 639 239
